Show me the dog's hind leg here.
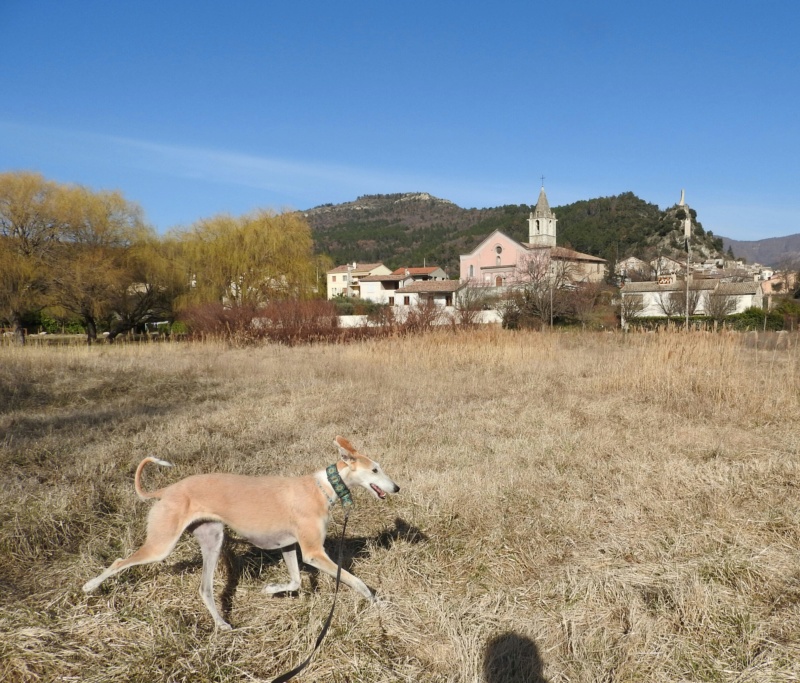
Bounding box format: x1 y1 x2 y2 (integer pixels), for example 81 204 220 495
192 521 231 630
82 503 184 593
264 544 302 595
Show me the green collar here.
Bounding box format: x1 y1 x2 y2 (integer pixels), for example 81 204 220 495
326 464 353 509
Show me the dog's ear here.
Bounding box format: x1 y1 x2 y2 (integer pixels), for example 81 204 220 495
334 436 358 462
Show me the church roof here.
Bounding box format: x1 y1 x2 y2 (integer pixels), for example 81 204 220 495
520 244 606 263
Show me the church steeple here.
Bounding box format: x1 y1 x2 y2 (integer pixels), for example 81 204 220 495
527 184 557 247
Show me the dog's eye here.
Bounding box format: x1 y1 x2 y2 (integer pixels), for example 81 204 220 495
372 467 378 473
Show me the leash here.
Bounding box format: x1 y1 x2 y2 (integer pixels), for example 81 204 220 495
271 467 353 683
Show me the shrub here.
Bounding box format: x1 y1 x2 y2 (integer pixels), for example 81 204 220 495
772 297 800 331
727 307 784 331
179 299 397 346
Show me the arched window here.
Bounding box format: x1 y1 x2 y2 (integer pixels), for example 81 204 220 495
495 275 503 287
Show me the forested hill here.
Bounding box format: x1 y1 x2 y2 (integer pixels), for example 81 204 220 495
305 191 726 276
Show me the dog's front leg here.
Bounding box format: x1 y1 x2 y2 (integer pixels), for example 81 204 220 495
264 544 302 595
302 550 376 602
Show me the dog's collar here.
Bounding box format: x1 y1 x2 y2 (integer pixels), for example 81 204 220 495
326 463 353 509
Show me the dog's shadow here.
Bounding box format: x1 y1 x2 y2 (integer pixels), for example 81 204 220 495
172 517 427 623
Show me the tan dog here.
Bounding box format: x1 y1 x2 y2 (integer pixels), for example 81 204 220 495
82 436 400 630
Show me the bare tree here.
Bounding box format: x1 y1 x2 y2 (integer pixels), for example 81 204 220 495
705 289 737 323
656 285 702 318
455 285 492 326
566 282 603 329
655 290 681 318
508 249 577 329
619 293 646 327
403 298 445 332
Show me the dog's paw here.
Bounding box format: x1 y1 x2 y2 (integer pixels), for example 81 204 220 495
369 593 389 609
263 582 301 595
215 621 233 631
82 578 100 593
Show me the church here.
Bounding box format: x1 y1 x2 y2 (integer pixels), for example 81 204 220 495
459 185 607 288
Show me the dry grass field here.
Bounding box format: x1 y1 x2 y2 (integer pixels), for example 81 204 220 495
1 329 799 682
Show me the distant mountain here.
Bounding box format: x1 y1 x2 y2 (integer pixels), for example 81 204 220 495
305 191 727 276
721 234 800 267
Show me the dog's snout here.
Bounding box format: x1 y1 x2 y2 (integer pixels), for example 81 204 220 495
394 483 401 493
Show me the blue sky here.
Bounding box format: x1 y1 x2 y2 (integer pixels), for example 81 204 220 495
1 1 798 241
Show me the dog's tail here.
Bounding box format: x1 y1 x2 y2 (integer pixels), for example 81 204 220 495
134 456 174 501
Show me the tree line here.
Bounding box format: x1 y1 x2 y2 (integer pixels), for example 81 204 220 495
0 172 331 344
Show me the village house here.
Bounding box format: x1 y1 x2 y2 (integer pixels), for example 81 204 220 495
326 262 391 299
459 185 606 288
358 266 447 305
620 277 766 326
649 255 686 277
615 256 650 281
394 279 465 308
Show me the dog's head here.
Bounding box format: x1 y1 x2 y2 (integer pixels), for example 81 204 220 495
334 436 400 501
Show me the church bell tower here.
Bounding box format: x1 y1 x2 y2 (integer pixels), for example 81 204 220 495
527 184 557 248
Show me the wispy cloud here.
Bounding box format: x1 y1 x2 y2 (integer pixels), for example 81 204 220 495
0 120 397 196
0 119 532 209
103 134 399 197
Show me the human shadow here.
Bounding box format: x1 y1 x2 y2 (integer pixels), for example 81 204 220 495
172 516 428 624
483 632 548 683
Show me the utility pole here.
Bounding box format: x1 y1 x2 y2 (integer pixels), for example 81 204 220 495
681 190 691 330
685 242 691 329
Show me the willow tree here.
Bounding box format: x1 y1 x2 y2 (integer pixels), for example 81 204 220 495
177 210 316 308
48 186 146 343
0 172 62 343
104 228 187 341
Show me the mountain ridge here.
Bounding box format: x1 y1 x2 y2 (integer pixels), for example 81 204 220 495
305 192 797 273
721 234 800 268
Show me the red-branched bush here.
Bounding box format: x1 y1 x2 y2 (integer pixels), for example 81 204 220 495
179 300 396 346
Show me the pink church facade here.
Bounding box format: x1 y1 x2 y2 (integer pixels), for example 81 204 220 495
459 186 606 287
